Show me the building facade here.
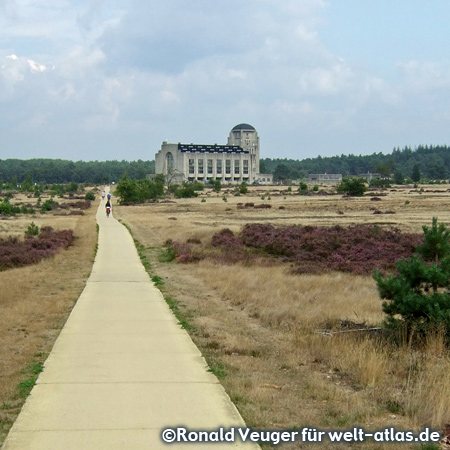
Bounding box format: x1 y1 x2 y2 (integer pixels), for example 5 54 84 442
307 174 343 184
155 124 272 184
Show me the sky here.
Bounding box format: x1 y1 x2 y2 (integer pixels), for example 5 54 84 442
1 0 450 161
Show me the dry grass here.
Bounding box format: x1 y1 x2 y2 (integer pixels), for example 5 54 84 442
0 194 98 447
114 184 450 448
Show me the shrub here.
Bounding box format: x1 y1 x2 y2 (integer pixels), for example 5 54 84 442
337 177 367 197
85 190 96 201
40 198 58 212
239 182 248 194
192 181 205 191
241 223 419 275
211 229 242 249
159 245 178 262
116 174 164 203
168 183 180 194
0 227 74 271
50 184 66 197
0 198 18 215
20 204 35 214
174 182 198 198
168 223 421 277
25 222 39 237
68 181 79 193
374 218 450 338
298 182 308 194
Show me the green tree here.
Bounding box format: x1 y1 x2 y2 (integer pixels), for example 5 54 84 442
22 174 34 192
393 170 404 185
273 163 291 183
374 218 450 336
336 177 367 197
116 174 164 203
67 181 79 194
116 174 139 203
298 182 308 195
174 182 198 198
259 159 267 173
376 163 393 178
411 164 421 183
239 182 248 194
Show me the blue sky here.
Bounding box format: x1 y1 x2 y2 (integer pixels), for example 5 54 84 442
1 0 450 161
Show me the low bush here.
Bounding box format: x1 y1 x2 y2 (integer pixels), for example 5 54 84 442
85 191 96 201
164 223 421 276
40 198 59 212
337 177 367 197
241 223 420 275
0 199 35 215
25 222 39 237
211 228 242 249
0 226 74 271
174 183 199 198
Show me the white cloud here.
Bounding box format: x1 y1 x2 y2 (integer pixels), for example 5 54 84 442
27 59 46 72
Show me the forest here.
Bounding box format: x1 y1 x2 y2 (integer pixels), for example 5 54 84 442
0 159 155 185
262 144 450 181
1 144 450 184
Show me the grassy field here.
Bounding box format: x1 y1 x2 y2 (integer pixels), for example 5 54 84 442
0 190 99 447
114 184 450 449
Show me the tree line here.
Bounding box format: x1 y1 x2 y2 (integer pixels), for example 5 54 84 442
262 144 450 181
2 144 450 186
0 159 155 185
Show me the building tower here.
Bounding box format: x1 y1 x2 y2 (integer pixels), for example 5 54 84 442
227 123 260 182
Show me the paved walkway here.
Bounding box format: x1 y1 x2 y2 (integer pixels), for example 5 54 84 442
3 198 259 449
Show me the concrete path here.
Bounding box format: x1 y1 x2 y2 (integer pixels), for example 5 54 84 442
3 198 259 449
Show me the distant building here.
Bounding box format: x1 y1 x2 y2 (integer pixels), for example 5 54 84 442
155 124 273 185
358 173 380 183
307 174 342 184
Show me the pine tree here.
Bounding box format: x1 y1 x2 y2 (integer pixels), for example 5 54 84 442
411 164 421 183
373 218 450 336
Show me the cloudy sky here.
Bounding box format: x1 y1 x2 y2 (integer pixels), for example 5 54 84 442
1 0 450 161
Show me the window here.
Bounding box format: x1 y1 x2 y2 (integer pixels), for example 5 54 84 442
217 160 222 174
198 159 204 174
243 160 249 174
226 160 231 175
166 152 174 171
189 159 195 174
207 159 213 174
234 160 240 175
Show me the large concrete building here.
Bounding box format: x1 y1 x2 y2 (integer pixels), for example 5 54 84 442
155 124 273 184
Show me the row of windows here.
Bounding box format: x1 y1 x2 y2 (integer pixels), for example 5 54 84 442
189 159 249 175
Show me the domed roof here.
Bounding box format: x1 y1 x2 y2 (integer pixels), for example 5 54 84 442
232 123 255 131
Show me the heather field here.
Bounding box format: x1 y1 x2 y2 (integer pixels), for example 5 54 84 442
114 184 450 449
0 189 98 447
